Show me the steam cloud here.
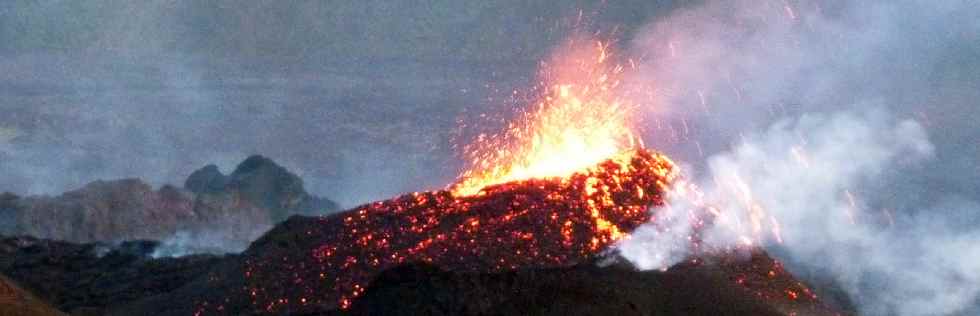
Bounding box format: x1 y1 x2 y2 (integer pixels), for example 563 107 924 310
619 0 980 315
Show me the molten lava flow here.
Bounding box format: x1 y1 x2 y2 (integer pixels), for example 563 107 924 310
241 149 677 313
452 40 639 196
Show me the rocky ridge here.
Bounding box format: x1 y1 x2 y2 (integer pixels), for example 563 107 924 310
0 155 339 253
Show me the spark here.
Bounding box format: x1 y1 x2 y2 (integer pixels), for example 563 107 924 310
696 90 709 114
207 33 807 314
451 39 638 197
791 146 810 169
783 0 797 20
844 190 858 225
239 149 676 312
882 208 895 227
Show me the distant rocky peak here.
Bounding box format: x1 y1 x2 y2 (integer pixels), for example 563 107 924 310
184 164 227 194
231 155 279 176
184 155 333 222
228 156 304 189
0 155 340 247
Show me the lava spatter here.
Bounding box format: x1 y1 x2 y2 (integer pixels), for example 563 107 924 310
238 149 676 313
227 39 681 314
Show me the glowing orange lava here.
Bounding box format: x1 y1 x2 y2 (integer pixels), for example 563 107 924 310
452 39 640 196
221 38 689 313
177 29 832 315
238 149 677 313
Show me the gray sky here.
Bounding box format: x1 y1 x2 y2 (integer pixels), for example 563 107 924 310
0 1 681 206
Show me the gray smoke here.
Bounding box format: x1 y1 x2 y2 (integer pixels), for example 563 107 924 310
618 0 980 315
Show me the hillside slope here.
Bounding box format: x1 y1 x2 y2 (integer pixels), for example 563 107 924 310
0 274 65 316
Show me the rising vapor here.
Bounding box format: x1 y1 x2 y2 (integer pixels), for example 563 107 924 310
618 0 980 315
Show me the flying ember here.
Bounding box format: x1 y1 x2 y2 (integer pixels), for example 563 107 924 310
224 39 686 314
178 36 812 316
239 149 677 313
451 39 640 196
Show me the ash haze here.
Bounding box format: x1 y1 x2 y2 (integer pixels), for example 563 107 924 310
617 0 980 315
0 1 679 207
0 1 978 315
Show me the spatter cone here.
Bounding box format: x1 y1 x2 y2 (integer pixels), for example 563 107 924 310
223 149 676 314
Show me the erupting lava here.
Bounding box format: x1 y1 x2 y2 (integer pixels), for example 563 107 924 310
184 35 819 316
232 39 684 313
452 39 640 197
241 149 677 313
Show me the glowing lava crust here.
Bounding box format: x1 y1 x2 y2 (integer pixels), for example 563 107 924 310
238 149 676 313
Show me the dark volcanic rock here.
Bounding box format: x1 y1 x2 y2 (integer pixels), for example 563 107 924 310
0 232 844 316
0 273 65 316
0 235 228 315
100 216 842 316
347 262 785 316
341 251 844 316
0 210 847 316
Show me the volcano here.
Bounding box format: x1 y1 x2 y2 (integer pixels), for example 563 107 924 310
0 149 846 315
0 37 849 316
181 148 677 314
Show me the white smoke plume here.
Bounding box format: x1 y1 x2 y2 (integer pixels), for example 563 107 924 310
151 230 250 258
618 0 980 315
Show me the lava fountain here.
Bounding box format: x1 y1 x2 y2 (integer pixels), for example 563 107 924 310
452 39 641 197
229 39 683 314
